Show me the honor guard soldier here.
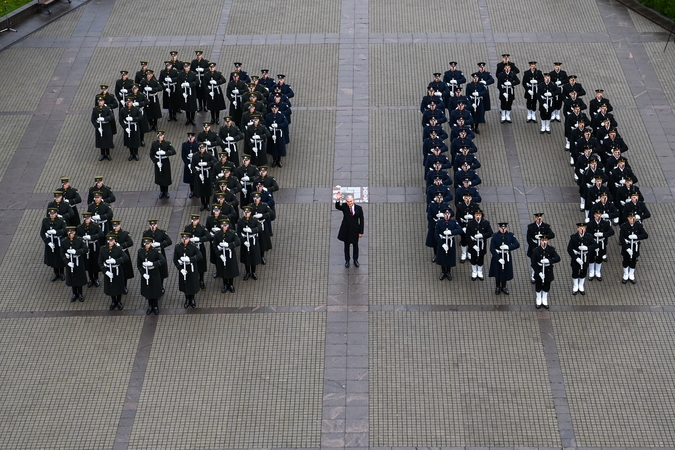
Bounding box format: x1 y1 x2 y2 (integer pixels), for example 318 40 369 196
259 69 275 92
449 101 473 127
522 61 544 123
496 53 520 75
59 177 82 226
41 207 68 281
99 233 129 310
174 232 203 308
454 162 481 189
453 145 481 173
169 50 184 71
562 75 587 98
197 121 222 158
434 208 462 281
426 193 449 261
120 96 142 160
475 62 494 111
601 128 628 155
426 176 453 206
212 154 238 190
61 226 87 302
619 213 648 284
465 73 487 133
421 85 446 113
590 192 619 225
159 61 180 121
531 236 560 309
97 85 119 135
137 236 166 315
140 69 162 131
211 197 238 228
591 104 617 132
609 157 636 199
92 95 115 161
250 192 275 265
443 61 466 95
621 192 651 225
586 209 615 281
87 191 113 234
538 73 557 133
235 155 259 206
142 219 172 284
77 211 104 287
204 63 228 125
87 176 115 206
130 84 150 146
245 115 271 167
219 115 244 166
178 61 198 126
115 70 134 115
226 70 247 125
567 223 598 295
615 178 642 211
212 219 241 293
150 130 177 199
454 177 481 206
497 63 520 123
181 132 198 198
526 213 555 283
250 75 269 100
238 206 262 278
190 50 210 112
184 214 212 290
230 62 250 83
49 190 75 226
466 209 493 280
456 193 480 262
134 61 149 84
489 222 520 295
421 100 447 126
193 142 217 211
256 166 279 205
267 103 289 167
110 220 134 295
589 89 613 116
584 175 611 219
273 74 294 99
548 62 568 122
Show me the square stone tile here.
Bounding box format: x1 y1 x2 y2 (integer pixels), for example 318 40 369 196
370 0 482 34
32 5 86 38
0 48 65 112
489 0 606 34
0 115 32 181
226 0 339 35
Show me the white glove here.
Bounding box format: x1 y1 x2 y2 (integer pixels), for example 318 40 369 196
120 88 127 94
67 248 76 255
180 256 190 262
594 232 603 237
106 270 114 279
262 187 268 191
527 90 533 96
48 242 55 250
181 82 189 88
503 93 508 99
443 229 452 236
190 237 200 243
198 161 207 167
219 241 229 248
480 80 486 84
473 245 480 252
143 261 153 268
211 227 220 233
220 254 227 263
252 134 260 140
83 234 90 240
196 67 204 72
613 217 619 224
254 213 262 219
541 258 549 265
462 228 466 233
92 214 100 221
601 213 609 219
243 226 252 233
634 214 640 220
57 214 63 219
540 272 546 280
125 116 132 122
68 262 75 268
106 258 116 265
157 150 165 156
475 233 483 239
181 269 188 276
244 241 250 248
64 199 70 203
620 179 626 185
143 274 150 281
436 212 444 219
241 176 249 182
573 250 579 255
151 242 160 248
225 136 234 141
504 81 511 86
144 86 152 92
500 244 509 250
204 140 211 146
576 257 583 266
271 123 277 128
498 259 505 265
47 229 57 235
96 117 105 123
579 245 588 251
133 102 139 107
232 88 239 94
626 248 633 256
628 234 637 240
165 77 172 83
442 244 449 252
464 214 472 220
210 79 217 85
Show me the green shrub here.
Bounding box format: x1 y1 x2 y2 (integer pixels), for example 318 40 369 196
639 0 675 21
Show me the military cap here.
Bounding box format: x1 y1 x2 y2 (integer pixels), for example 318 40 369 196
433 72 441 77
599 192 609 197
148 219 158 225
456 99 465 105
618 157 627 163
600 103 608 108
242 205 253 211
242 154 251 160
474 209 483 215
198 142 207 148
164 61 173 66
146 69 154 74
170 50 178 56
569 75 578 80
100 84 109 90
230 70 238 76
157 130 165 136
593 210 603 215
96 95 105 101
209 62 217 67
187 132 196 137
433 160 442 165
528 61 537 65
477 62 486 67
142 236 154 244
448 61 457 66
251 75 259 80
533 212 544 217
498 222 508 228
224 115 233 121
543 72 551 77
218 152 229 159
180 231 192 237
112 220 121 225
462 176 472 182
245 102 256 108
195 50 204 55
270 103 279 109
93 190 103 197
220 218 230 225
218 179 228 186
126 96 135 103
183 61 191 67
434 192 444 197
212 204 221 210
630 192 640 197
251 114 261 120
583 127 593 133
246 82 256 87
608 128 618 133
82 211 92 217
259 166 268 171
60 177 69 183
106 233 117 241
540 235 549 241
233 61 242 67
48 207 58 213
463 193 473 197
140 61 148 65
202 121 211 126
595 89 604 93
553 62 563 66
501 53 510 57
576 222 587 228
190 214 200 220
471 72 479 78
131 83 140 89
53 190 63 197
261 69 269 73
215 192 226 198
277 74 286 79
571 103 580 109
458 128 467 133
625 177 633 182
251 192 261 198
120 70 129 75
434 176 443 181
442 208 453 214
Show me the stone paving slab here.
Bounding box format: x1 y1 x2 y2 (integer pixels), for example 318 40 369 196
0 115 32 181
553 311 675 447
129 313 325 449
31 6 85 38
629 9 669 33
369 43 490 107
370 311 559 447
218 43 339 107
489 0 606 34
0 316 143 449
226 0 340 35
643 41 675 107
102 0 225 37
0 47 65 112
369 0 483 34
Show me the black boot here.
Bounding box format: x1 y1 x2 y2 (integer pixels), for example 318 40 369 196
146 299 154 315
99 148 106 161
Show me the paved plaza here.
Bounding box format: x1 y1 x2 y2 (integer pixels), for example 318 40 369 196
0 0 675 448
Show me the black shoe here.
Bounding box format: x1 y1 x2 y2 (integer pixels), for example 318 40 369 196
51 274 59 282
99 155 105 161
495 287 500 295
431 255 436 263
79 295 85 302
261 257 267 265
199 205 206 211
141 140 145 147
110 301 116 310
477 274 484 281
71 294 77 302
531 278 535 284
221 286 228 293
185 120 191 126
622 278 628 284
191 121 196 126
134 154 139 161
124 287 128 295
540 130 545 134
345 261 350 268
184 300 190 308
95 279 100 287
165 192 169 199
271 160 277 167
446 272 452 281
579 289 585 296
106 154 112 161
474 128 480 134
117 302 123 310
191 299 196 308
154 307 159 315
572 290 577 296
229 285 235 293
536 304 542 309
354 260 360 267
159 192 164 199
128 155 134 161
146 307 153 315
205 204 210 211
630 278 636 284
543 303 549 310
243 273 250 280
596 276 602 281
60 273 65 281
213 273 218 278
87 280 93 288
439 273 446 281
277 160 283 168
501 287 509 295
252 273 258 280
188 191 194 198
200 280 205 290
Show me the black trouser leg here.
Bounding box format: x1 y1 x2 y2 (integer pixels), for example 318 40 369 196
251 265 256 273
343 241 351 262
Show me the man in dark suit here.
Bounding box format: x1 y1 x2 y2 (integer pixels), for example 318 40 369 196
335 190 364 268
